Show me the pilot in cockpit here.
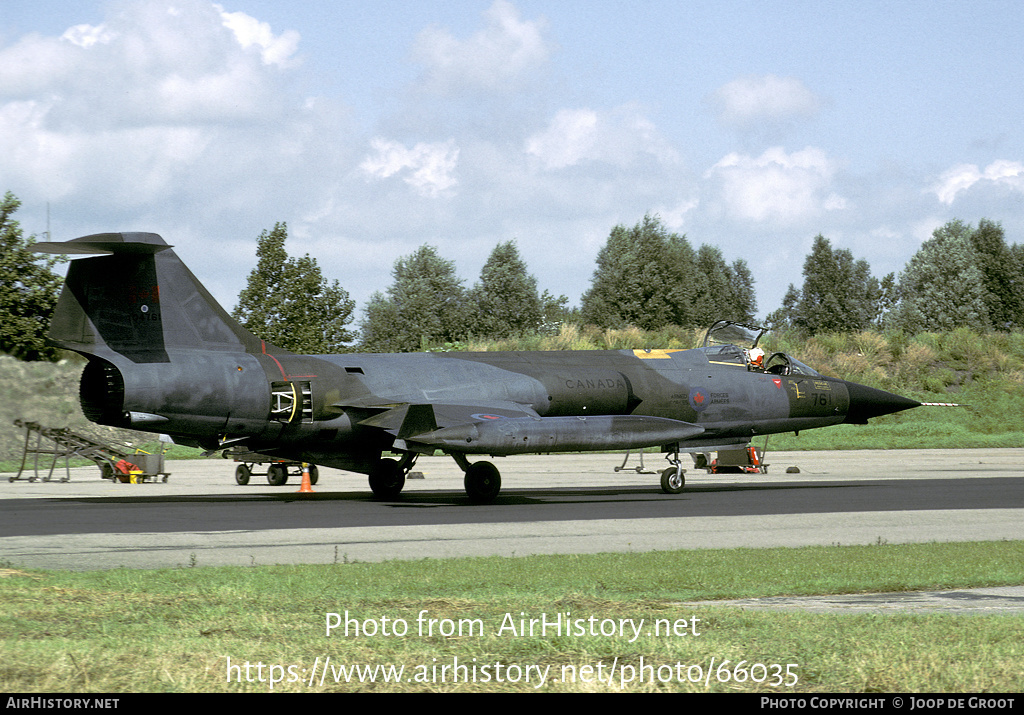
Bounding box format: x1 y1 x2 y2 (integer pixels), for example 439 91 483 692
746 347 765 371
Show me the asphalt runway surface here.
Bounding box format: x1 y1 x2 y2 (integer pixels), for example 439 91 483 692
4 449 1023 613
1 447 1021 567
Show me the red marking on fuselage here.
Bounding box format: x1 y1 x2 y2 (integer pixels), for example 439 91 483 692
260 341 317 380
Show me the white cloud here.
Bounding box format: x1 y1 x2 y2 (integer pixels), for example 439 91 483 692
412 0 551 94
0 29 81 97
360 138 460 197
931 160 1024 204
217 5 301 67
0 0 334 237
0 100 76 198
704 146 844 223
655 198 700 232
525 106 678 170
708 74 821 130
0 1 300 128
525 109 598 169
61 23 117 48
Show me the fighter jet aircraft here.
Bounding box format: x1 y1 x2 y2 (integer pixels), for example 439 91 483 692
35 232 920 502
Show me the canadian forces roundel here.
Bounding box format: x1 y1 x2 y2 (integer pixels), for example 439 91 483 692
689 387 709 413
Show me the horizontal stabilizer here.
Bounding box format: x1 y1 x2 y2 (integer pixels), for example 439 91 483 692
34 232 172 256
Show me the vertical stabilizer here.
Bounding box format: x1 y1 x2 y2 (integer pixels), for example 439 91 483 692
35 232 285 362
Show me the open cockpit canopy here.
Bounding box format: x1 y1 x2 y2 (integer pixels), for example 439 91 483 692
699 320 821 376
701 320 767 350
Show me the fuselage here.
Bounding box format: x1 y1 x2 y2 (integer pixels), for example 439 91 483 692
83 342 860 473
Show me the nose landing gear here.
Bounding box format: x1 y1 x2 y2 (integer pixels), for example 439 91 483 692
660 452 686 494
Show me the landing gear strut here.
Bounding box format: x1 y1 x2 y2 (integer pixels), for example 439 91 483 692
660 452 686 494
368 452 418 499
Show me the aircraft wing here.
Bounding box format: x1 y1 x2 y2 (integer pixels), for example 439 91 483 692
350 401 705 456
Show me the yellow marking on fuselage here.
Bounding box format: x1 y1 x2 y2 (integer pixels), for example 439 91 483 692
633 349 685 359
288 383 299 422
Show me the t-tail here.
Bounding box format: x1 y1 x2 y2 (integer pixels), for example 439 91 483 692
35 232 292 445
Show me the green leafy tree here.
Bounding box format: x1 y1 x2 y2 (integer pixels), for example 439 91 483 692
539 289 573 333
0 192 63 361
970 219 1022 330
232 222 355 353
770 235 885 334
360 245 469 352
690 246 758 326
888 219 989 333
726 258 758 323
690 245 731 327
1011 242 1024 327
876 272 898 326
467 240 544 338
767 284 802 331
580 214 697 330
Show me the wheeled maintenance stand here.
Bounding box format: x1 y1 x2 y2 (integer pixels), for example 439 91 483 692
10 419 169 483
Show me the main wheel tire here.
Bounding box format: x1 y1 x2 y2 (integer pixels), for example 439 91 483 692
368 458 405 499
464 461 501 503
267 464 288 486
235 464 251 485
308 464 319 485
660 466 685 494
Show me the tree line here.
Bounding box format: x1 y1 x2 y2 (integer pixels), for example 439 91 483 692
770 218 1024 335
3 188 1024 360
236 214 758 353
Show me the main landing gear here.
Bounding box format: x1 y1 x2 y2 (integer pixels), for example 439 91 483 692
367 452 503 503
452 453 502 503
367 453 416 500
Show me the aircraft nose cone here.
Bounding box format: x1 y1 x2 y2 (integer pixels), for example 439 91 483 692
844 381 921 424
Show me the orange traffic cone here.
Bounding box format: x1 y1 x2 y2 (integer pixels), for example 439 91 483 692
297 462 315 493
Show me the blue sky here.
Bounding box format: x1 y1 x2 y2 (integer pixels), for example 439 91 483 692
3 0 1023 328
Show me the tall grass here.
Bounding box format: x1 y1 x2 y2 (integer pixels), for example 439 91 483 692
464 324 704 352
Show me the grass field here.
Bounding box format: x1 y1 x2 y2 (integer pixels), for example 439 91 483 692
2 541 1022 693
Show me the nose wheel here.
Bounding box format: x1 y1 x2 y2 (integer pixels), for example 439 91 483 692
660 454 686 494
